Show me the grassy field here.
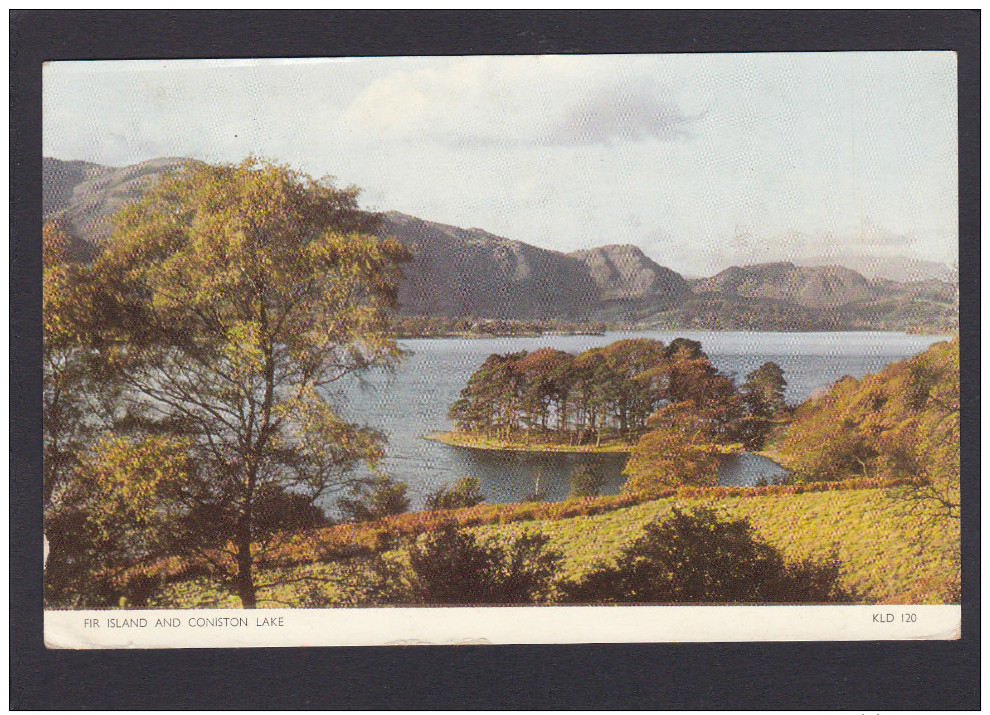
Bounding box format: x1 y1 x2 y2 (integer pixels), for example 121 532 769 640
152 485 959 609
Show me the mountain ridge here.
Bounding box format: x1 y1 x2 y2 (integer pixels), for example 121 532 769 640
42 156 956 332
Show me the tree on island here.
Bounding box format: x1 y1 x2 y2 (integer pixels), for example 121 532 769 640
447 335 778 477
742 361 788 418
44 158 409 608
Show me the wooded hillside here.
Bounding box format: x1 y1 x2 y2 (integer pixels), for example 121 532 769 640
770 339 959 518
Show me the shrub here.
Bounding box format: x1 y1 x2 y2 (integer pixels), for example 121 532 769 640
253 485 329 533
561 507 859 604
376 523 563 605
424 477 486 511
337 474 410 522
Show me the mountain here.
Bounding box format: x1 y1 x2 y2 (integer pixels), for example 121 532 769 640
379 212 599 319
569 245 691 303
691 262 878 310
41 157 695 321
793 254 954 283
685 261 956 331
41 156 956 332
380 216 691 319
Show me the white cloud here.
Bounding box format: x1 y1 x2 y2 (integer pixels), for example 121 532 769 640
44 53 959 276
339 56 706 149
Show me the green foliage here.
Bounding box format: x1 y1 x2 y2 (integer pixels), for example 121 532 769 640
560 507 857 604
568 464 607 498
742 361 788 418
45 435 191 607
424 476 486 511
377 523 563 605
338 474 411 522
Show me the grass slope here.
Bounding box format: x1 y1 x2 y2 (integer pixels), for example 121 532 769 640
154 486 958 608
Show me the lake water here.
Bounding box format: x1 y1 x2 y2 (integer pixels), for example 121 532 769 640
328 331 948 509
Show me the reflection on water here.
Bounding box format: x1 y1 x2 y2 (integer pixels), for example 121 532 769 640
437 446 789 502
716 453 790 487
443 447 630 503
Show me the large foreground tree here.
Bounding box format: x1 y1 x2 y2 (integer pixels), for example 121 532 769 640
56 158 409 607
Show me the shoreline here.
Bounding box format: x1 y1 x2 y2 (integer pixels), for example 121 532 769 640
396 331 605 340
426 432 789 468
396 329 954 340
423 431 634 454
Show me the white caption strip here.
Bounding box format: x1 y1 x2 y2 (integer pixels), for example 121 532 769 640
46 604 960 649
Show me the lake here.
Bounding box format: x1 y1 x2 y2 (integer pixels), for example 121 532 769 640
328 331 948 509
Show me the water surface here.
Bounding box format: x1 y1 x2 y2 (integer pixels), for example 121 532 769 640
328 331 947 508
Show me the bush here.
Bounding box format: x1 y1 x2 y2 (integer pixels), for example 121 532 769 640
561 507 859 604
424 477 486 511
337 474 410 522
253 485 329 533
376 523 563 605
568 464 607 498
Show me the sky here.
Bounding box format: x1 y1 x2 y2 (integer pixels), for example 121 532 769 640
43 53 958 277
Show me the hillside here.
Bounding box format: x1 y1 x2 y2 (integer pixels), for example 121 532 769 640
380 211 599 319
692 261 879 309
42 156 956 331
151 486 959 607
768 339 959 490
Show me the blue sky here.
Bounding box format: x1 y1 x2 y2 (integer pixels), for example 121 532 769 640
44 53 958 276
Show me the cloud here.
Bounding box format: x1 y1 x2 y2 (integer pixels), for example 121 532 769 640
541 85 705 146
339 56 705 149
853 219 913 248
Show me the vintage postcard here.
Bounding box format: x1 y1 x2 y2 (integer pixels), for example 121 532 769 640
42 53 960 648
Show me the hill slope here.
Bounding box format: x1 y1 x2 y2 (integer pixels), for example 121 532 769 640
768 339 959 489
42 156 956 331
692 261 879 310
154 486 959 607
380 211 600 319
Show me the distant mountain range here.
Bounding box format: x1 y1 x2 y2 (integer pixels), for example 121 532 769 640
793 254 954 284
42 157 957 332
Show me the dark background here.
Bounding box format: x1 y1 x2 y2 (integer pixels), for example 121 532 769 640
11 10 980 709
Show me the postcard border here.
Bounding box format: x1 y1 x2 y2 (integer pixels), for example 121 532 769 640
11 9 980 710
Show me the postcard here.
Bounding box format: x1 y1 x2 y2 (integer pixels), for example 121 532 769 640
41 53 960 648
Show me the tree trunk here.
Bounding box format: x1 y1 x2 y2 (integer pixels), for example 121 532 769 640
234 520 257 608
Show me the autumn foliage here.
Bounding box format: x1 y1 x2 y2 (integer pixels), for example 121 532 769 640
771 340 959 508
108 474 918 601
43 158 410 608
